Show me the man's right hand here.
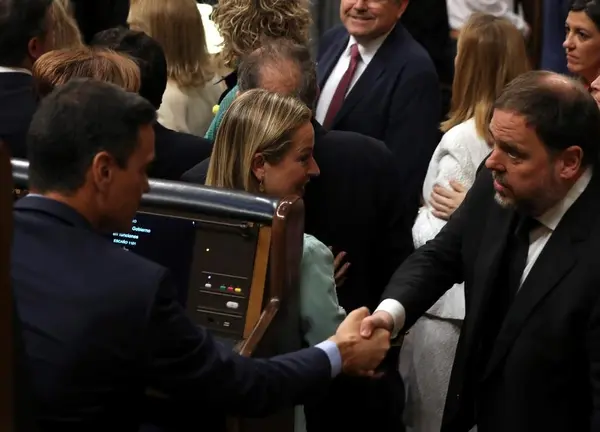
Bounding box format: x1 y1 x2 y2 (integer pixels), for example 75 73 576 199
359 310 394 338
329 308 390 376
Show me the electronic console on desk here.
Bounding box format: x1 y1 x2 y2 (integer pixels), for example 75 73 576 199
112 210 266 346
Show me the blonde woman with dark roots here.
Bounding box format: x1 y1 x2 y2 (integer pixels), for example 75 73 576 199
204 0 312 140
206 88 346 432
128 0 224 137
49 0 83 50
400 13 531 432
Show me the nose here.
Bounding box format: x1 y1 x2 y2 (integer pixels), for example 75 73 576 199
353 0 368 11
308 157 320 178
485 147 503 172
563 33 574 50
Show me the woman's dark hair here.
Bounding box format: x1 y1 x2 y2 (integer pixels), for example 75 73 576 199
570 0 600 30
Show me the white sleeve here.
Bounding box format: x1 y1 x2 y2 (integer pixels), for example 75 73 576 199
465 0 529 34
375 299 406 338
412 128 479 248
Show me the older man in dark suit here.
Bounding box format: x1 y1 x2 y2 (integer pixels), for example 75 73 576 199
182 38 415 431
182 38 414 317
362 71 600 432
0 0 53 160
316 0 441 219
11 78 390 432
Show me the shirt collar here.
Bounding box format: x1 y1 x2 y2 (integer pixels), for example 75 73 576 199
0 66 32 76
537 167 593 231
346 30 391 66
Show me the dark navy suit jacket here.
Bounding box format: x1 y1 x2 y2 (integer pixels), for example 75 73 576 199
0 72 36 159
317 22 441 218
541 0 569 74
12 196 332 431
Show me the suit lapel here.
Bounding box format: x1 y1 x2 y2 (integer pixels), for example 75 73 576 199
482 172 600 380
330 23 404 129
330 49 386 128
468 201 516 352
317 36 347 91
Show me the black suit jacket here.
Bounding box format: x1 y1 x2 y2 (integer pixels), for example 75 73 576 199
304 122 413 312
0 73 36 159
12 196 332 431
181 121 414 312
401 0 453 85
382 167 600 432
317 22 441 217
151 123 212 181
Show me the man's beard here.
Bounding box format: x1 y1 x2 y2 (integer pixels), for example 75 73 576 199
492 171 560 216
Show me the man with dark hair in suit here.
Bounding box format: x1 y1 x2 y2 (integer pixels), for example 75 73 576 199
0 0 53 159
361 71 600 432
182 37 414 431
11 78 390 432
316 0 440 220
91 27 213 181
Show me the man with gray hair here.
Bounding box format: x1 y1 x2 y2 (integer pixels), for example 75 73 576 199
182 37 414 431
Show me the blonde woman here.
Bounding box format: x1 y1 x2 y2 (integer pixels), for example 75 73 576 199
33 47 141 97
49 0 83 50
128 0 223 136
401 13 531 432
206 88 345 432
205 0 312 140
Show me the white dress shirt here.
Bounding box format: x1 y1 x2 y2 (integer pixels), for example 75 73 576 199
447 0 528 34
0 66 31 75
315 32 389 125
377 167 593 336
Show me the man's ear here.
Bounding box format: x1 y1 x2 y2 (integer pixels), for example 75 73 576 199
397 0 410 18
557 145 584 181
27 36 47 62
90 151 116 193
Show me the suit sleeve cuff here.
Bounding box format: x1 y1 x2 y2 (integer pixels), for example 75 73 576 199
315 340 342 377
375 299 406 339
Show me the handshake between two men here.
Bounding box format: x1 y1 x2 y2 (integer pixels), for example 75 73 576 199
329 307 395 376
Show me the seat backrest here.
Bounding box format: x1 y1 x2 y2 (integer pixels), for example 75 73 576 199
0 142 14 431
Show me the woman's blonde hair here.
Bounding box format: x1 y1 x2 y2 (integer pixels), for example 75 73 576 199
33 47 141 97
441 13 531 141
206 89 312 193
128 0 214 88
211 0 312 68
49 0 84 50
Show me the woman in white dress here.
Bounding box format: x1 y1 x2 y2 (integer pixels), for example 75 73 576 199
400 13 531 432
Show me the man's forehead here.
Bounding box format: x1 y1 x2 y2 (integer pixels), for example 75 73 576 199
490 110 528 131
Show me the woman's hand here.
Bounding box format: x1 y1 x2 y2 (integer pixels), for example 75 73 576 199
429 180 467 220
330 248 350 288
